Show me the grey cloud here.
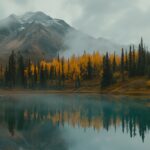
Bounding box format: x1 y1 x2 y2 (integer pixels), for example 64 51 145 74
0 0 149 46
63 0 150 45
14 0 29 4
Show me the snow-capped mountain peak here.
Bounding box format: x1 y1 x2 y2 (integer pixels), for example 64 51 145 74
3 11 65 28
18 11 53 24
0 11 123 62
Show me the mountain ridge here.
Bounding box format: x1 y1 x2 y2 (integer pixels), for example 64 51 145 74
0 11 124 62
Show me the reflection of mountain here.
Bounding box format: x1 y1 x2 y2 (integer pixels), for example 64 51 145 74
0 95 149 145
1 102 68 150
0 123 67 150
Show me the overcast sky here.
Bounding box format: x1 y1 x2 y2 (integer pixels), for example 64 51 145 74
0 0 150 45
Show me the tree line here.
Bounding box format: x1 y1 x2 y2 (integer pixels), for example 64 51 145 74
101 38 150 88
0 38 149 89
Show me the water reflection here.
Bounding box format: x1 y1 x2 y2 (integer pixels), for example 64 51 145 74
0 95 150 149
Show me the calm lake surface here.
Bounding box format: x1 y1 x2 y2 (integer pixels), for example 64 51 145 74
0 94 150 150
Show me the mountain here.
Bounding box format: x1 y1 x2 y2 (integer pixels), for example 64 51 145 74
0 11 124 61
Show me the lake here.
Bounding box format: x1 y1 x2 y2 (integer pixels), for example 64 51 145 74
0 94 150 150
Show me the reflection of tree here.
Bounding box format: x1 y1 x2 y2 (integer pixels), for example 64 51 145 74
17 109 25 130
5 102 16 136
1 100 68 149
0 98 150 142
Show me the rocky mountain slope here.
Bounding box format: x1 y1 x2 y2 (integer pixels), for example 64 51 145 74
0 11 124 61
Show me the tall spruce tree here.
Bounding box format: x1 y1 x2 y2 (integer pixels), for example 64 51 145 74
17 53 25 87
87 57 93 79
45 64 49 88
112 52 116 73
128 46 133 77
132 46 136 76
61 57 65 87
49 65 54 83
125 50 129 71
57 64 61 87
8 51 16 88
137 38 146 76
27 59 32 88
40 64 46 88
33 64 38 87
121 48 125 81
101 52 113 88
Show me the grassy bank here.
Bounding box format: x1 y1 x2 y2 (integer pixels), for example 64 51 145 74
0 77 150 96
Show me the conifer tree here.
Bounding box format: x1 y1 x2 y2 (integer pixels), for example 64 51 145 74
125 50 128 71
45 65 49 88
17 53 25 87
67 59 70 80
101 52 113 88
57 64 61 87
8 51 16 87
33 64 38 87
137 38 146 76
132 46 136 76
27 59 32 88
87 57 93 79
40 64 46 88
128 46 132 77
49 65 54 83
112 52 116 73
61 57 65 87
121 48 125 81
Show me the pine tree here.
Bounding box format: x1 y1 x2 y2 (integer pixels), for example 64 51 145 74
125 50 128 71
54 66 57 84
40 64 46 88
101 52 113 88
112 52 116 73
145 50 150 75
137 38 146 76
17 53 25 87
49 65 54 83
61 57 65 87
67 59 70 79
57 64 61 87
128 46 132 77
121 48 125 81
87 57 93 79
132 46 136 76
8 51 16 88
33 64 38 87
45 64 49 88
27 59 32 88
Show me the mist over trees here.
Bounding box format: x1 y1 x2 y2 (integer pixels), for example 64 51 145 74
0 38 149 89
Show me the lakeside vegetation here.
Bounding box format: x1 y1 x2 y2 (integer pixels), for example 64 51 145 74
0 38 150 93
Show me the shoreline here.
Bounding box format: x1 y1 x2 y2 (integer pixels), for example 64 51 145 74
0 78 150 96
0 89 150 97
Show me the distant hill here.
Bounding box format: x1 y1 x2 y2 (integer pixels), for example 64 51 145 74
0 11 125 61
